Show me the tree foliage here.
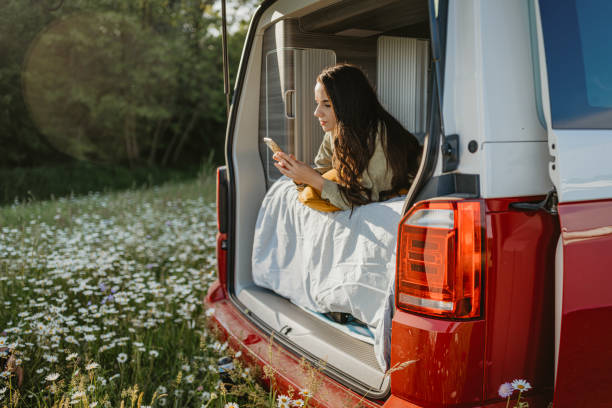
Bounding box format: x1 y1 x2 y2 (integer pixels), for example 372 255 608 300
0 0 253 168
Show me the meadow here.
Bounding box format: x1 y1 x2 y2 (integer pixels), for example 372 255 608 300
0 170 313 408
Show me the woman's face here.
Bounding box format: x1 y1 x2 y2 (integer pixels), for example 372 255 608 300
314 81 337 133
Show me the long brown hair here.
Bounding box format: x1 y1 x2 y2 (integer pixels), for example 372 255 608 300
317 64 421 208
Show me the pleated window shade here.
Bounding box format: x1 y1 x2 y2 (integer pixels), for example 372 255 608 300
377 36 430 137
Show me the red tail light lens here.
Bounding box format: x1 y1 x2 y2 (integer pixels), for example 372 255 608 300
396 200 483 319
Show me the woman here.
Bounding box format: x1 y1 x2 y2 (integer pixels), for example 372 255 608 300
274 63 421 210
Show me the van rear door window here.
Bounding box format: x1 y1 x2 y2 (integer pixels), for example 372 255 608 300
539 0 612 129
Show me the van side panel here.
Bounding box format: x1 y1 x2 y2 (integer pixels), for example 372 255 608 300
554 200 612 407
483 198 557 402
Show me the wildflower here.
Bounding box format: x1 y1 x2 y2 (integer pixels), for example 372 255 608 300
66 353 79 361
117 353 128 363
277 394 291 406
86 362 100 370
185 374 195 384
201 391 211 400
299 389 311 398
149 350 159 358
157 385 167 395
498 382 514 398
87 384 95 393
43 353 58 363
45 372 60 381
224 403 239 408
292 400 304 407
90 403 98 408
205 308 215 317
511 379 532 392
0 387 6 394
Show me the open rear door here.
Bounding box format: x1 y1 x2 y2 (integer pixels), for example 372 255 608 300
537 1 612 406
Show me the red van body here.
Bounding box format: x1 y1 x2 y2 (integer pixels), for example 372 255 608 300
206 0 612 406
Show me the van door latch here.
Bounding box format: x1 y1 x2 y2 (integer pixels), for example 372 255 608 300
441 134 459 172
509 189 558 215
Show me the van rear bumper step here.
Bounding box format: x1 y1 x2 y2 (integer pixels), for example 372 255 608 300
204 280 383 408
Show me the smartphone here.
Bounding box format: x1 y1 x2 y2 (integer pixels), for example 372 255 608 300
263 137 283 155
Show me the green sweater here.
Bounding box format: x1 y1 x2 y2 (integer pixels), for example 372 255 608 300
313 127 394 210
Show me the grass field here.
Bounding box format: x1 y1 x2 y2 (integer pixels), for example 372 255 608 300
0 171 317 408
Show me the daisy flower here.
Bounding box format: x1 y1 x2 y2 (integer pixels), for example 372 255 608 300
511 379 532 392
224 403 239 408
498 382 514 398
292 400 305 407
277 394 291 406
66 353 78 361
117 353 128 363
299 389 312 398
45 372 60 381
85 362 100 371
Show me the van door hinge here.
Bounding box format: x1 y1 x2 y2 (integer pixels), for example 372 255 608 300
441 134 459 172
509 189 558 215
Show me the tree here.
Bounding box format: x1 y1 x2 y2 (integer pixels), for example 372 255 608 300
0 0 256 168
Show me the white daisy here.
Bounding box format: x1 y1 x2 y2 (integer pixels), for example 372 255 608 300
299 389 312 398
511 379 532 392
85 362 100 371
116 353 128 364
277 394 291 406
224 403 239 408
45 372 60 381
66 353 78 361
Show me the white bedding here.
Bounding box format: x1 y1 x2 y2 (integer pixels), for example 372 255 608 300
252 177 400 371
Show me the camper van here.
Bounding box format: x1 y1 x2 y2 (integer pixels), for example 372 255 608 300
206 0 612 406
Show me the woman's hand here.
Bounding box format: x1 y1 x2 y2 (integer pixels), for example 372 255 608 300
274 152 324 192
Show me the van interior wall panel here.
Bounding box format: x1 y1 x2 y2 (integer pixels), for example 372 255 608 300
294 49 336 164
377 36 429 136
232 29 267 295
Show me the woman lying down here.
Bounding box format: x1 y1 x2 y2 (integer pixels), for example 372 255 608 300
252 64 421 370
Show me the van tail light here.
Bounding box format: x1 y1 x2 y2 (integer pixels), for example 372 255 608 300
216 166 229 291
396 200 484 319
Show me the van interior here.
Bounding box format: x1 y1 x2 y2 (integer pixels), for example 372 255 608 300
230 0 431 397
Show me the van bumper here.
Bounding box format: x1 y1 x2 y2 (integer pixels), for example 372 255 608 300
204 280 383 407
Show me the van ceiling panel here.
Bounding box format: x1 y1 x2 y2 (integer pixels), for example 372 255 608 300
300 0 428 35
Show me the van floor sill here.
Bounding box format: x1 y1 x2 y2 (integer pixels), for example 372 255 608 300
236 285 389 392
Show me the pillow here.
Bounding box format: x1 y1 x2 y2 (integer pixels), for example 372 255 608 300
297 169 341 212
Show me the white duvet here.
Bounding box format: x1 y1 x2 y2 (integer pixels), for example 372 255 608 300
252 177 400 371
